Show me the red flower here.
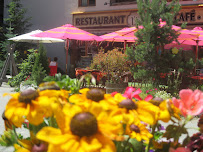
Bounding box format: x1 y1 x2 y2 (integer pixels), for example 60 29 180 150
122 87 153 101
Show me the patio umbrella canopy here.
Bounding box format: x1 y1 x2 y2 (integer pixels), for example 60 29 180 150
32 24 103 73
116 23 198 42
32 24 103 41
100 30 137 42
8 30 64 43
177 27 203 46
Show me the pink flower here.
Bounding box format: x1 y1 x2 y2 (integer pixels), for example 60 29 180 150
172 89 203 117
111 91 118 97
122 87 153 101
154 88 158 90
169 147 191 152
146 90 149 93
150 89 152 91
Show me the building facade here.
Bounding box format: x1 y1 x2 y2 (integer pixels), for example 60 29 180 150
3 0 203 73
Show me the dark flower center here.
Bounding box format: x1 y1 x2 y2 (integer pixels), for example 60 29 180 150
86 88 105 102
149 97 164 106
39 82 60 91
2 111 7 121
130 124 140 133
70 112 98 137
18 89 39 104
31 143 48 152
118 99 137 110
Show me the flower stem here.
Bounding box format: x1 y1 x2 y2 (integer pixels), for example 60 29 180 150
146 124 157 152
122 137 130 152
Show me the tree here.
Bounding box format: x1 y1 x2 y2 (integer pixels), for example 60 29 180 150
0 0 32 63
126 0 183 87
4 0 31 34
31 44 49 86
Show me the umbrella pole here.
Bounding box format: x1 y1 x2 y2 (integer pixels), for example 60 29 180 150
124 40 127 52
66 39 69 74
195 40 199 74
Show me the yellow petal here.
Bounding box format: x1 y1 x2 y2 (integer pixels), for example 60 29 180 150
18 139 32 150
81 136 102 152
61 138 80 152
158 101 171 122
79 88 90 94
37 127 70 144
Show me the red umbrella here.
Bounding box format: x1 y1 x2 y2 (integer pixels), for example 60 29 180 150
32 24 103 73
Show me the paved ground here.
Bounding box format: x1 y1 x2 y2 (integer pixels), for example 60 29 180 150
0 82 15 152
0 82 200 151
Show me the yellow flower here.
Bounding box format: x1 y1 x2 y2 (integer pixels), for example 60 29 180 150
4 88 68 127
37 104 124 152
126 120 153 142
110 93 160 125
167 99 181 120
69 88 114 110
172 47 179 54
149 98 180 122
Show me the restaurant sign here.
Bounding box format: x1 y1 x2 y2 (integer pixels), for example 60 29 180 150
175 9 202 23
73 12 130 27
73 8 203 28
128 8 203 26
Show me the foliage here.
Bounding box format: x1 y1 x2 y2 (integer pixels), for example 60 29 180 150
31 44 50 86
126 0 185 91
31 62 46 86
43 73 81 95
37 44 50 75
2 0 33 61
90 48 130 83
4 0 31 35
0 26 16 61
8 49 36 87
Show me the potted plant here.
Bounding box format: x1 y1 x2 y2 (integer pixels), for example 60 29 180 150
90 48 131 93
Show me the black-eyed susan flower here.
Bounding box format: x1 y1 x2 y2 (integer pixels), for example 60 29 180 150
149 98 180 122
4 87 69 127
110 93 160 125
36 103 124 152
69 88 115 110
126 120 153 142
2 111 14 130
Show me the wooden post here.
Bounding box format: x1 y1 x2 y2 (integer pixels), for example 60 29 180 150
0 44 18 86
85 41 88 56
124 40 127 52
195 40 199 74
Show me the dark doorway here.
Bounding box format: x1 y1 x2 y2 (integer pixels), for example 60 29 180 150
0 0 4 26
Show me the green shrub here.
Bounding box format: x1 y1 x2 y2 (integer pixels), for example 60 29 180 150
43 73 81 95
90 48 130 84
8 49 36 87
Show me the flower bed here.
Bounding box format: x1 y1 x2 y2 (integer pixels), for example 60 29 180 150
0 82 203 152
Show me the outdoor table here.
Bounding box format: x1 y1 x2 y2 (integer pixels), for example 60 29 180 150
75 68 105 82
190 75 203 85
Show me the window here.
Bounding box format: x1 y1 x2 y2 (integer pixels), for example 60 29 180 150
110 0 137 5
79 0 96 7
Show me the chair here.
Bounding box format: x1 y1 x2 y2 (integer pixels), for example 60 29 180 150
49 66 57 76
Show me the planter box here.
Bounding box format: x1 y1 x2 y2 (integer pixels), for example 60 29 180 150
105 82 128 94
